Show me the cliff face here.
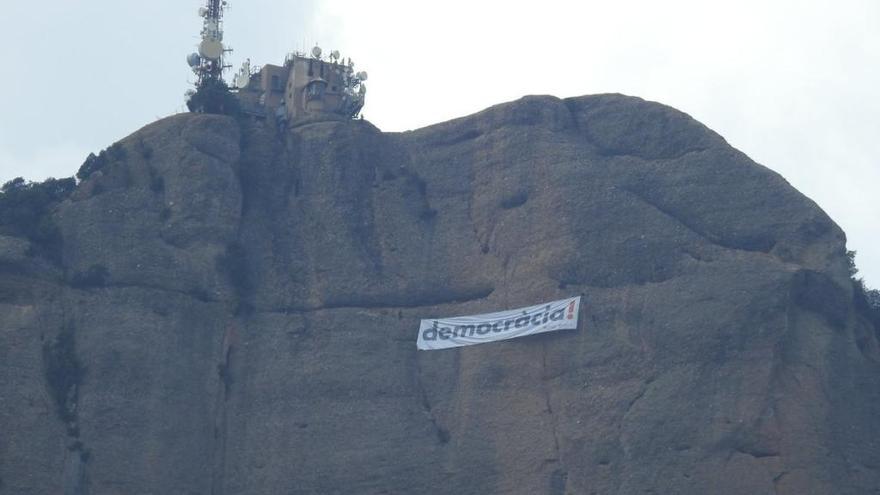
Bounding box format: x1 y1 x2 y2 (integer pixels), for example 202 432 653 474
1 94 879 495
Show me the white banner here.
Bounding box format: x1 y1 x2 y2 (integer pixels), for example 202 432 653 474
417 296 581 350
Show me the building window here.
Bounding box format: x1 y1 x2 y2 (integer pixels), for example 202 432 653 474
271 75 281 91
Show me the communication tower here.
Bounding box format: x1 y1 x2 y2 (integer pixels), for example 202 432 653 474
183 3 367 124
186 0 232 87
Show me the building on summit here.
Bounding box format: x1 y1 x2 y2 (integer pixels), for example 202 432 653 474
233 47 368 125
186 0 367 126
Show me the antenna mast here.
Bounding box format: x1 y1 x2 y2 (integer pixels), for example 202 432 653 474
187 0 232 87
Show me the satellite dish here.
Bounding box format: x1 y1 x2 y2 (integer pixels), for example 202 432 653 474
187 53 201 68
357 71 368 81
198 7 208 16
199 39 223 60
330 50 340 60
311 45 322 59
234 73 250 89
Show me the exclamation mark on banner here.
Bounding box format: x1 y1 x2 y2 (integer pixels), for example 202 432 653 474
567 301 575 319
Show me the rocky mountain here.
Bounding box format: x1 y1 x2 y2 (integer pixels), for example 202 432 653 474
1 94 878 495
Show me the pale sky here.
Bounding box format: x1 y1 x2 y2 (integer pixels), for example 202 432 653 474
1 0 877 286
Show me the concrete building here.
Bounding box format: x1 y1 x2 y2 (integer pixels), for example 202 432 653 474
235 47 367 126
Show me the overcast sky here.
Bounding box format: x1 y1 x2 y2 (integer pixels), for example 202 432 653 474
1 0 877 286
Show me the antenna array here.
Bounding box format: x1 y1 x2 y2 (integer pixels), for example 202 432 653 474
187 0 232 87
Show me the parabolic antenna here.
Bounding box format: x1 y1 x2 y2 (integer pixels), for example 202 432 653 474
198 7 208 16
311 45 322 58
187 53 201 67
234 73 250 89
199 39 223 60
357 71 368 81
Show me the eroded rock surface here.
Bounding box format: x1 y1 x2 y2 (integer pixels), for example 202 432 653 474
1 94 878 495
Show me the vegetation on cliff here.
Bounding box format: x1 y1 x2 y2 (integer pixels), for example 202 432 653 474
186 79 240 116
76 142 127 181
848 250 880 331
0 141 131 263
0 176 74 262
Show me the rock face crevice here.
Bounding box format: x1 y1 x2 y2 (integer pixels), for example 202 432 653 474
1 94 878 494
42 318 91 495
